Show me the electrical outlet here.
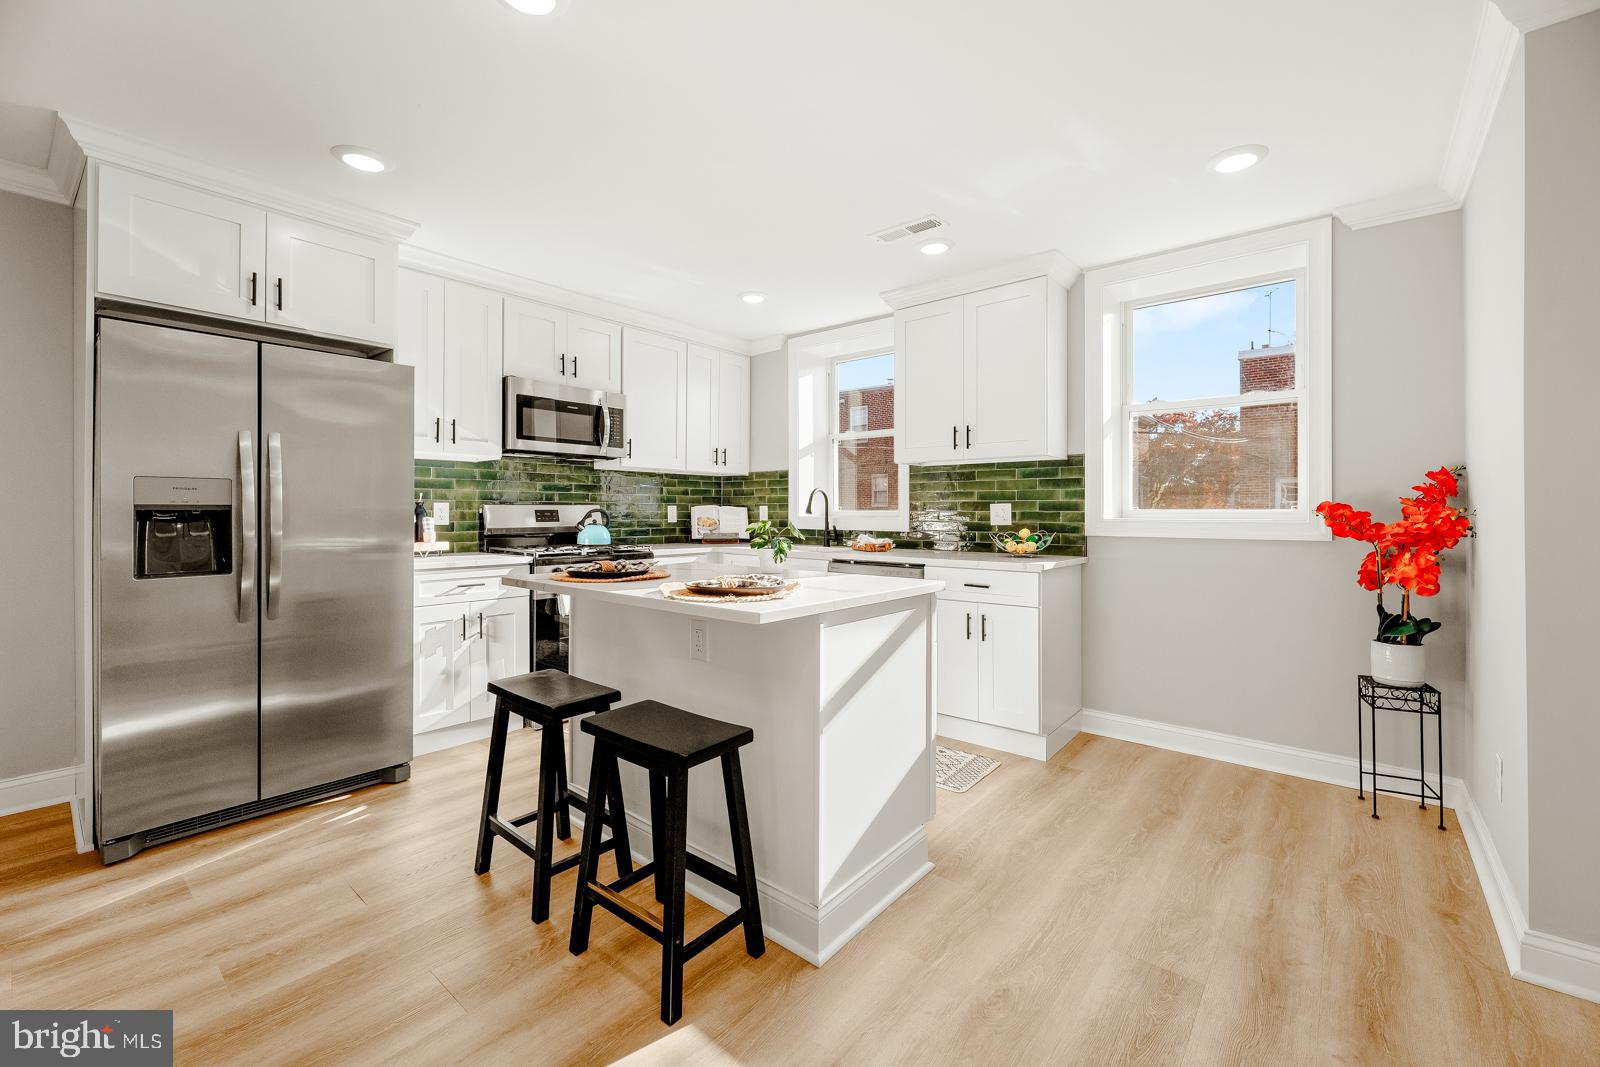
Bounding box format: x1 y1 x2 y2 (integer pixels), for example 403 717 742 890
990 502 1013 526
690 618 709 662
1497 754 1504 801
667 505 678 522
432 501 450 526
759 505 769 521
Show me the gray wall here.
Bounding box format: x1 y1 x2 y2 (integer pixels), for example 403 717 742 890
0 188 77 781
748 348 787 472
1463 48 1530 916
1524 10 1600 947
1082 214 1468 768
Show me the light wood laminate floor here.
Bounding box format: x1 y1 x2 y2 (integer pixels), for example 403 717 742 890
3 731 1597 1065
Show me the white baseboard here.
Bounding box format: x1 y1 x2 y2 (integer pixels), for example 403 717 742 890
1084 707 1600 1005
1080 708 1466 809
936 711 1079 762
412 717 501 757
0 764 90 852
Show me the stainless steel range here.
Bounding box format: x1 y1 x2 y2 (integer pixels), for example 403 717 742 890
480 503 654 672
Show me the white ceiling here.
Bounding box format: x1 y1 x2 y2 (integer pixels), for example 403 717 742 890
0 0 1484 343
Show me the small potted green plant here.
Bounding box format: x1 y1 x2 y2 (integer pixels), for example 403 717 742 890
745 518 804 572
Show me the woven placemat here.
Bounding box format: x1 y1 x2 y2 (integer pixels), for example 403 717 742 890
548 569 671 584
659 581 799 604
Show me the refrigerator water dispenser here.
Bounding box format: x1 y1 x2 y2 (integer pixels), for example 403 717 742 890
132 476 232 579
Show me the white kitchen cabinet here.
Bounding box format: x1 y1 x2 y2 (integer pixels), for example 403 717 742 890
685 344 750 475
412 563 530 737
504 298 622 393
97 165 397 345
928 563 1082 760
567 313 623 392
718 350 751 475
895 296 966 462
97 165 267 322
443 281 504 460
894 276 1067 464
605 327 687 471
397 269 447 454
469 595 531 721
414 602 472 734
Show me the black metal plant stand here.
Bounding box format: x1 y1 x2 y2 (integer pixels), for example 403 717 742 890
1356 674 1444 830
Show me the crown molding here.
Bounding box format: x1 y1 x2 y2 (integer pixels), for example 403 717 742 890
58 114 418 242
399 244 764 356
1336 3 1520 231
0 115 84 206
1494 0 1600 31
879 250 1081 310
745 335 787 355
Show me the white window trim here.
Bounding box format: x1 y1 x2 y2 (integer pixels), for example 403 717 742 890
1082 217 1333 540
787 317 909 533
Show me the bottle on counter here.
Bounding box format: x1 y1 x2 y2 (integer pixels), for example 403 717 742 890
414 494 426 544
421 515 438 543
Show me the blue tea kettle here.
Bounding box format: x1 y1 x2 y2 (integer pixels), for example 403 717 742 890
575 507 612 546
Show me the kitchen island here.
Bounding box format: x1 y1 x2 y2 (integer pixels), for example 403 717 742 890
504 562 943 964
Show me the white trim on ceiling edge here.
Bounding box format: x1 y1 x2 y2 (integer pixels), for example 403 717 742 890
0 764 90 854
398 244 769 357
1336 3 1520 230
1495 0 1600 31
1081 707 1600 1005
0 114 84 206
878 250 1080 310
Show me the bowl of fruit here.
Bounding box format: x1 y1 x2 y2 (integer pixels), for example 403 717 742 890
990 528 1053 555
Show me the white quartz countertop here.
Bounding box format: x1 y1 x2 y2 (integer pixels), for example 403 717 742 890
788 545 1086 572
413 551 533 571
505 563 942 624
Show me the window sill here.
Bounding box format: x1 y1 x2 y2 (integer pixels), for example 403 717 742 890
1086 516 1331 541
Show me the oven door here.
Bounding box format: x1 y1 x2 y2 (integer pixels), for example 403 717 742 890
503 377 625 459
533 591 571 674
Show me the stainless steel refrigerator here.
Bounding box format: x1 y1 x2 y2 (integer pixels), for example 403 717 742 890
95 316 413 863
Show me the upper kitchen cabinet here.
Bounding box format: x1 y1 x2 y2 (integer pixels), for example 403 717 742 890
669 343 750 476
888 257 1074 465
97 165 267 322
717 350 750 475
602 327 687 471
504 297 622 393
265 213 396 344
395 270 503 461
96 165 399 346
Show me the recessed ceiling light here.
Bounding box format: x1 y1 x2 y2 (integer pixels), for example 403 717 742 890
740 291 767 305
1208 144 1268 174
331 145 386 173
500 0 566 13
919 239 953 256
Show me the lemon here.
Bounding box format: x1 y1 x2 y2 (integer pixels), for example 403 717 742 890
1017 527 1031 539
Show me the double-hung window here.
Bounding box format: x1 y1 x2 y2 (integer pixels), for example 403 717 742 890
1083 218 1332 539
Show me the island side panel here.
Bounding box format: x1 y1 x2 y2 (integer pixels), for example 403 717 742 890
816 601 937 934
566 596 825 955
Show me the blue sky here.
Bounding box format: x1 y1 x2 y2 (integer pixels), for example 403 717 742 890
1132 280 1296 403
836 351 895 393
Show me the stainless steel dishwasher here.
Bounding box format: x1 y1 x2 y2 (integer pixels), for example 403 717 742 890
826 557 926 579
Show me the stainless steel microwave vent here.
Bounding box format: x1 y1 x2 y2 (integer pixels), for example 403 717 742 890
870 214 946 244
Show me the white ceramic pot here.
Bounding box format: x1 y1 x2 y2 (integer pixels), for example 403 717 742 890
1371 640 1426 687
756 547 782 573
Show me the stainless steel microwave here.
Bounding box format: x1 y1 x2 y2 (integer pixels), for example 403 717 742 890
503 377 626 459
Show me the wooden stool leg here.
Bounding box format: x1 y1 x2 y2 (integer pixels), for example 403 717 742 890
604 762 633 878
660 768 690 1025
531 721 563 924
554 727 573 841
721 751 765 958
649 770 669 904
473 698 511 876
569 742 614 955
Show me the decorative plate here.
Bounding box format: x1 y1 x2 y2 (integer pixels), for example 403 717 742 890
684 574 786 597
561 559 656 577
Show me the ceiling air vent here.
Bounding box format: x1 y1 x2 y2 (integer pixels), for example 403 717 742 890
870 214 947 244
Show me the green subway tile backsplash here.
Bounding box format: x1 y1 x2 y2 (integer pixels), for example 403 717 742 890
417 456 1084 556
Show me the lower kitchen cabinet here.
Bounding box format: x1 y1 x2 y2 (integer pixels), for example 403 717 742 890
929 563 1082 760
413 563 530 738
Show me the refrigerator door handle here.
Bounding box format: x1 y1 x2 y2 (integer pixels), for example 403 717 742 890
238 431 257 623
265 431 284 619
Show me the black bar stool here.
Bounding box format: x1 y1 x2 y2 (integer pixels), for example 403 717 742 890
474 670 633 924
568 700 764 1025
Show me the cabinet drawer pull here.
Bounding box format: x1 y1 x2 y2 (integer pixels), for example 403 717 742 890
478 612 485 639
721 447 727 466
275 276 283 311
249 271 258 306
451 418 457 444
434 416 441 443
965 612 972 640
980 614 988 641
963 582 990 589
966 425 972 449
952 425 958 449
460 616 467 641
560 353 567 376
